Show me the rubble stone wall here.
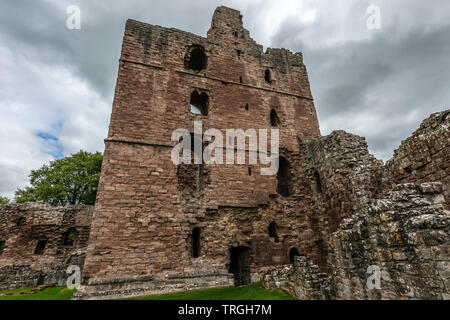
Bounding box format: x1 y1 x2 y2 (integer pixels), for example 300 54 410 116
263 182 449 300
384 110 449 209
0 203 93 290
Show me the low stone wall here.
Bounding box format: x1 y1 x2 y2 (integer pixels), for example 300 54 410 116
74 271 232 300
0 203 93 290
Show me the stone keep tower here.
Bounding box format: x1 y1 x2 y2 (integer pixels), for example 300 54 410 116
80 6 320 298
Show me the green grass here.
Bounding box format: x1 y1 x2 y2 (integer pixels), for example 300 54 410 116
129 282 294 300
0 286 76 300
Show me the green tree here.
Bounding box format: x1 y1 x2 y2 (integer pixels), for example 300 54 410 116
0 195 10 205
15 150 103 206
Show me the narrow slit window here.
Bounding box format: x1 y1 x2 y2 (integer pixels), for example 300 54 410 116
0 241 5 255
192 227 201 258
277 157 290 197
265 69 272 83
268 222 279 243
34 240 47 255
314 170 322 193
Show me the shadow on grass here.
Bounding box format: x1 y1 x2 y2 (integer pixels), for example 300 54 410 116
128 282 294 300
0 287 76 300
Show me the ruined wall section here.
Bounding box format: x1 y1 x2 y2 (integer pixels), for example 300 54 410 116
384 110 449 209
0 203 93 289
327 182 449 300
297 131 382 269
262 182 449 300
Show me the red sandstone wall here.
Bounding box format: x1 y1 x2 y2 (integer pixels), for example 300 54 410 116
82 6 320 292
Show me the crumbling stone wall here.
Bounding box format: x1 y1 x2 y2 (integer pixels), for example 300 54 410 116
297 131 382 270
0 203 93 290
261 111 449 299
262 182 449 299
384 110 449 209
327 182 449 300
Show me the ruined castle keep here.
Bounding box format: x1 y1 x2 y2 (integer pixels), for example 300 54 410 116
78 6 322 298
0 6 448 299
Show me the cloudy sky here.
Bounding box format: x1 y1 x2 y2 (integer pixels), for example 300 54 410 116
0 0 449 198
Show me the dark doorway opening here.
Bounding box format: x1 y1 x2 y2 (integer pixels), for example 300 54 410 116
0 241 5 255
229 246 251 286
192 227 200 258
277 156 290 197
289 247 300 263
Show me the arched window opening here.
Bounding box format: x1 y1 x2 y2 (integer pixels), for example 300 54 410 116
289 247 300 263
268 221 279 243
248 167 252 176
192 227 201 258
190 91 209 116
245 104 249 111
185 46 207 71
277 156 290 197
239 76 243 84
314 170 322 193
63 228 76 246
265 69 272 83
34 240 47 255
270 109 280 127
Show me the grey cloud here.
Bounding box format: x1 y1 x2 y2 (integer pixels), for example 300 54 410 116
0 0 449 198
270 6 450 160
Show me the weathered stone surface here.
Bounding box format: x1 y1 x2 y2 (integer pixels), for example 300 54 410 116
384 110 450 209
263 182 450 300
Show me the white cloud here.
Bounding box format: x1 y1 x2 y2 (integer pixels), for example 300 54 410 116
0 45 109 198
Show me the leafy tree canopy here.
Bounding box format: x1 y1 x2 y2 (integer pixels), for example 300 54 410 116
0 196 9 205
15 150 103 206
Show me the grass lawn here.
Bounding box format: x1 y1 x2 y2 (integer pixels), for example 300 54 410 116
0 282 293 300
129 282 294 300
0 286 76 300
